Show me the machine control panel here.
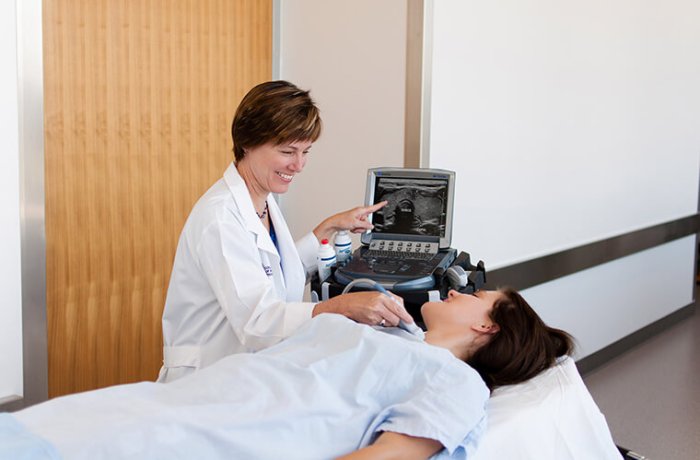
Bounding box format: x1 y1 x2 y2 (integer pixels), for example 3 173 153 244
367 240 439 259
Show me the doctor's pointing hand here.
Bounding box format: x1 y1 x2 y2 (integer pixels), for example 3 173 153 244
158 81 412 383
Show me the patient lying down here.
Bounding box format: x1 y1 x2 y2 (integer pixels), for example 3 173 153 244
2 288 572 460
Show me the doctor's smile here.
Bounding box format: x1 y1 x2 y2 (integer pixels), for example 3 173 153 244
236 139 310 198
276 171 294 181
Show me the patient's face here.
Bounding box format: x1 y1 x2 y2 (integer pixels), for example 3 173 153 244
421 290 502 331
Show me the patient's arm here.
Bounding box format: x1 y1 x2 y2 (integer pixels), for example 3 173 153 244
336 431 443 460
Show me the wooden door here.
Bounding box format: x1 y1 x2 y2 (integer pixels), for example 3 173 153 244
43 0 272 397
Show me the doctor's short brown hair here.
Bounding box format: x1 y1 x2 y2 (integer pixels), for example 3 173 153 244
231 80 322 162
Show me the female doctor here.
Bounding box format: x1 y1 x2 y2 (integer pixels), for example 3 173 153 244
158 81 413 382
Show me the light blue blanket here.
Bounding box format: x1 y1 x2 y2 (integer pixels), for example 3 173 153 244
0 413 60 460
5 314 489 459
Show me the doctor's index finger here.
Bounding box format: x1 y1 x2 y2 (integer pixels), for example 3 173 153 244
361 200 388 215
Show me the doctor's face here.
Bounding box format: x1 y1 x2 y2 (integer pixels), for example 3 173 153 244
421 290 502 331
243 140 312 195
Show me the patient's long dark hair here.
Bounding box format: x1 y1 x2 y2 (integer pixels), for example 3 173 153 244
467 287 574 390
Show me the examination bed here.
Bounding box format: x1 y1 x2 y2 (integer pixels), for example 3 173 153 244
0 321 623 460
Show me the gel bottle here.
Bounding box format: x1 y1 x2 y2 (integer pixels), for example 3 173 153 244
317 239 337 282
334 230 352 266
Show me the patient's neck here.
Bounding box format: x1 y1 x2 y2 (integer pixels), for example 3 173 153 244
424 329 481 362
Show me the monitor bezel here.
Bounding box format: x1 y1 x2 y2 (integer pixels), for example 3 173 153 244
361 167 456 249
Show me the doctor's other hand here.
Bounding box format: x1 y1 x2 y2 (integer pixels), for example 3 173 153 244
312 290 414 327
313 201 388 243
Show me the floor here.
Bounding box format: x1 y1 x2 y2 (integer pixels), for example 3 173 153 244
583 283 700 460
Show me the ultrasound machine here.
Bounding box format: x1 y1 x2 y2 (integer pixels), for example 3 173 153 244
311 167 487 323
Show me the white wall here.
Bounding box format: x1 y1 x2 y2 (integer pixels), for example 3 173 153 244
0 0 24 402
522 236 696 358
427 0 699 357
277 0 407 242
428 0 700 268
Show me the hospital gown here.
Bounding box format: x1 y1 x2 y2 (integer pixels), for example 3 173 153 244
2 314 489 460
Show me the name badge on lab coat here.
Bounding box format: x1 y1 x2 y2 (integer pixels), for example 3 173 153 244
262 265 273 276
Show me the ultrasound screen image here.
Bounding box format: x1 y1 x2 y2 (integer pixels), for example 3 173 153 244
371 177 448 237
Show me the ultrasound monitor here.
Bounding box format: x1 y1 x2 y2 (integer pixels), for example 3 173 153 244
361 168 456 249
333 167 457 292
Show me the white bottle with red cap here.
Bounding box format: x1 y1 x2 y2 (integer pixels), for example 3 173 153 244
317 239 337 282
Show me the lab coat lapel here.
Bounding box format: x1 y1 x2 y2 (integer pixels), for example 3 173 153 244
267 198 305 302
223 163 279 258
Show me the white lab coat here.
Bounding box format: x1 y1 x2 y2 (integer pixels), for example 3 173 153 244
158 163 319 383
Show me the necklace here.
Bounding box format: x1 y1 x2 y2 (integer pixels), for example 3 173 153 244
256 201 268 219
